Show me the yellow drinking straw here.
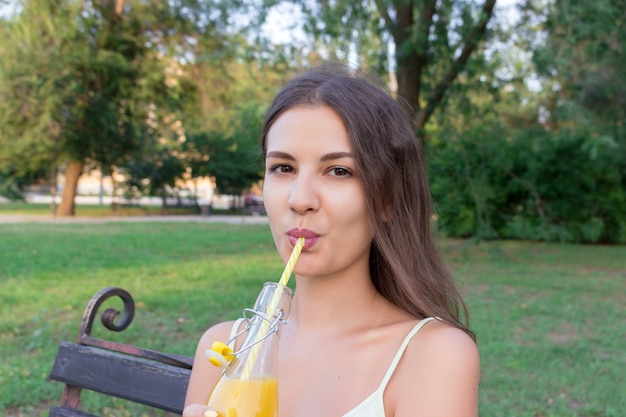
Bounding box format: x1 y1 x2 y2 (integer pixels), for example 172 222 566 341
278 237 305 286
241 237 305 379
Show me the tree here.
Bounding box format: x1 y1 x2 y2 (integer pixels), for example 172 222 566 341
0 0 160 215
277 0 497 136
0 0 72 205
0 0 251 216
182 99 267 210
207 103 266 198
121 144 187 210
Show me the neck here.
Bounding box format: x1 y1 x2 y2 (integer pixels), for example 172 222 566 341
286 271 384 337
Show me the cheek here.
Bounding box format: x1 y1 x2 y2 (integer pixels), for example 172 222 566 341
336 190 373 235
262 179 283 219
263 181 292 259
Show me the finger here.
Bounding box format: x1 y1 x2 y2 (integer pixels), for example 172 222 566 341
182 403 218 417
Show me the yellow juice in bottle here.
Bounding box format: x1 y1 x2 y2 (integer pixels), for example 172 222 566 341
207 376 278 417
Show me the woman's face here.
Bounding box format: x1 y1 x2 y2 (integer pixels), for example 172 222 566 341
263 105 374 279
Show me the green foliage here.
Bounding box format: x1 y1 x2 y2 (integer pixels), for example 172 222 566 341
0 164 50 200
178 59 291 200
528 0 625 124
428 119 626 243
425 0 626 244
121 144 187 202
204 103 266 196
0 0 75 175
295 0 388 71
0 176 25 201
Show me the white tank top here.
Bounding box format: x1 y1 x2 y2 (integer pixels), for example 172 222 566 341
228 316 435 417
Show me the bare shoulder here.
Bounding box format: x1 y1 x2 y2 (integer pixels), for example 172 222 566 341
196 320 240 350
388 319 480 417
415 318 479 361
185 320 241 407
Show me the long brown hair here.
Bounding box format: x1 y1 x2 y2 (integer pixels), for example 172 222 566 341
261 64 474 340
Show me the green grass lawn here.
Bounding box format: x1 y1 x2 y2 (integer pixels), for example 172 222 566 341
0 221 624 417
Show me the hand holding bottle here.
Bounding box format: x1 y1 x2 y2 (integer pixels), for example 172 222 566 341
182 403 219 417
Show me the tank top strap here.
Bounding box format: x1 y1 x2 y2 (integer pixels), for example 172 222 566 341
377 317 435 389
227 317 246 350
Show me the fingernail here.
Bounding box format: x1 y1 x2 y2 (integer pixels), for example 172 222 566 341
205 410 219 417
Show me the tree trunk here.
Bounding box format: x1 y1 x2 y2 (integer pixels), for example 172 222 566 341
414 0 496 134
57 160 84 217
397 55 422 124
49 164 58 216
161 189 168 214
393 0 435 125
393 0 497 138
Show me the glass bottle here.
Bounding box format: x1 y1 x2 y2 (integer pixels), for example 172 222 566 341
207 282 293 417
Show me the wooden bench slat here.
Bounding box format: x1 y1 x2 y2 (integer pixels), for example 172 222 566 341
49 406 99 417
49 341 191 414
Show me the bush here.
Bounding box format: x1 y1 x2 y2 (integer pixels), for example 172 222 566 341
427 121 626 243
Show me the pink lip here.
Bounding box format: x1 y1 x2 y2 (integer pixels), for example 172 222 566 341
287 228 319 250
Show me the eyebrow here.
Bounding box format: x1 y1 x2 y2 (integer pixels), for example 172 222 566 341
321 151 353 162
266 151 353 161
266 151 295 160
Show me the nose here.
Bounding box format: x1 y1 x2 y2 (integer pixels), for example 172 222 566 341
288 171 320 215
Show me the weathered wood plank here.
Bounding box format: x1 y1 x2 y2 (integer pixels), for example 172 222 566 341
49 342 191 414
49 406 99 417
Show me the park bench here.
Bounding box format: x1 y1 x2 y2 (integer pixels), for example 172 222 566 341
48 287 194 417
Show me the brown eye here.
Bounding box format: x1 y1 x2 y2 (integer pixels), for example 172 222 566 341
270 164 294 174
328 167 352 177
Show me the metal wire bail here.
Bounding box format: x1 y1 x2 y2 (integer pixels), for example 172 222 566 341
227 307 286 357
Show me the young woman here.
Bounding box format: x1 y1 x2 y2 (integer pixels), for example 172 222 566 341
183 64 480 417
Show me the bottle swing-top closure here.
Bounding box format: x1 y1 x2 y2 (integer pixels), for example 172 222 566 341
205 306 288 369
206 341 234 368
